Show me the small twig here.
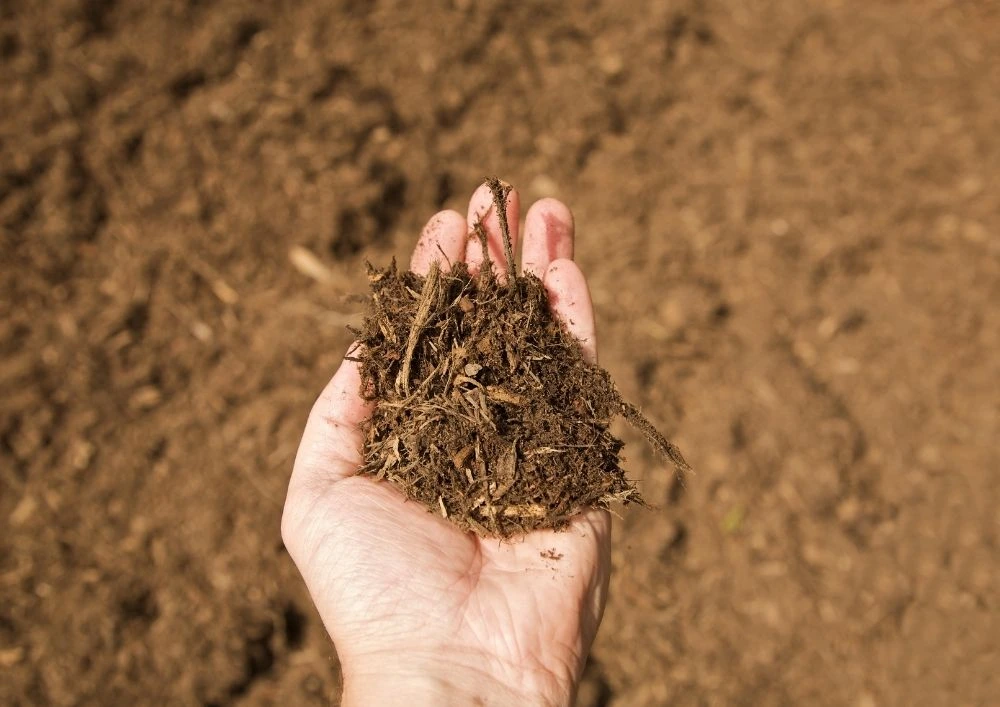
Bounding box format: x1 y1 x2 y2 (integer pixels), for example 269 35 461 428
473 221 494 286
436 243 454 270
485 176 517 290
385 358 445 412
187 254 239 304
396 261 441 395
620 400 692 473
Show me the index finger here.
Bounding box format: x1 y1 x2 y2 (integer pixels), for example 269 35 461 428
465 182 521 279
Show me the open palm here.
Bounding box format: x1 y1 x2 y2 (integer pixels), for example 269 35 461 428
282 184 610 706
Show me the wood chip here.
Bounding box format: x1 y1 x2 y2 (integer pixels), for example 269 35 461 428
486 386 527 406
502 504 547 518
288 245 335 283
490 442 518 500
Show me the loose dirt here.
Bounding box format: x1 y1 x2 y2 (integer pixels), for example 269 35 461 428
2 1 998 705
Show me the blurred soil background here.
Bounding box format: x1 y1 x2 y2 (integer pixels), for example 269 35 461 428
2 0 998 705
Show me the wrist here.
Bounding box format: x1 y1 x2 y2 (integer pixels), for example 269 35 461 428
340 650 574 707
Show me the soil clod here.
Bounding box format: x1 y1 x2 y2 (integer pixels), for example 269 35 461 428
356 180 689 538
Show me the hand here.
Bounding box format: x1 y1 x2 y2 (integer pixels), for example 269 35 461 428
282 183 609 707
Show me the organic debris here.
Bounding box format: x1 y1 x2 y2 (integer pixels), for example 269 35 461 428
355 179 689 538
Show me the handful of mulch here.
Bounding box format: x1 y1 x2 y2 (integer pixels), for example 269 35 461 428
354 180 689 538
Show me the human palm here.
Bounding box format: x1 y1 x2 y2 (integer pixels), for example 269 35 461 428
282 184 610 706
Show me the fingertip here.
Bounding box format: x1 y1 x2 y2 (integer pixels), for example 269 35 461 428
544 259 598 364
466 181 521 277
410 209 467 274
466 183 495 227
530 198 575 237
522 198 575 277
465 184 493 266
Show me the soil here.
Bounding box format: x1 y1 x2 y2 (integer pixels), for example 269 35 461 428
2 1 998 705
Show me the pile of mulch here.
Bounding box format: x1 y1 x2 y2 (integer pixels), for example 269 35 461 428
354 181 689 538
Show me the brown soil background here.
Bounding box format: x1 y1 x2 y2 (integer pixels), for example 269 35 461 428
2 1 998 705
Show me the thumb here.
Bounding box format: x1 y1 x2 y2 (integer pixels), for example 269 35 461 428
283 349 371 532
